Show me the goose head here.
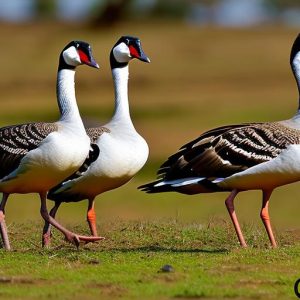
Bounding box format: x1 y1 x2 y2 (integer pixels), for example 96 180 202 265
110 36 150 69
59 40 99 70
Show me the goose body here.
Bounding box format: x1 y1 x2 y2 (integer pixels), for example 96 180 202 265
139 34 300 248
78 125 148 198
55 118 149 202
0 118 89 195
46 36 150 241
148 121 300 194
0 41 101 250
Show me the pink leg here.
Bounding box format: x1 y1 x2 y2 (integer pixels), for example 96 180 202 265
39 193 104 248
261 190 277 248
225 189 247 247
42 201 61 247
0 193 10 250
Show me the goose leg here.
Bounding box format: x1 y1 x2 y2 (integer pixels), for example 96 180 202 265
87 198 102 237
260 190 277 248
42 201 61 247
0 193 10 250
39 193 104 248
225 189 247 247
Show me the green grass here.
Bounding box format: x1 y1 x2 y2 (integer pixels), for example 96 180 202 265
1 220 300 300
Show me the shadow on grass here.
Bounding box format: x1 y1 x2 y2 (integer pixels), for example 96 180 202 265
93 245 229 254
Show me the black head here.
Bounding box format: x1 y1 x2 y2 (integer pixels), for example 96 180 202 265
110 36 150 69
59 40 99 70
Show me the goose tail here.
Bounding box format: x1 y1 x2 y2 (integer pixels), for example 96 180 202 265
138 179 171 193
138 177 223 194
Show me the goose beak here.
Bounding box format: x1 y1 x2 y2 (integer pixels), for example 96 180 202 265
135 47 150 63
138 52 150 63
87 57 100 69
129 44 150 63
136 46 150 63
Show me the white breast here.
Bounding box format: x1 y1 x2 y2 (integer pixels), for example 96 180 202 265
92 130 149 178
220 144 300 190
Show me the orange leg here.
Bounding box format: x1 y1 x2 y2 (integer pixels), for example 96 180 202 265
0 193 10 250
86 198 105 241
87 198 98 237
225 189 247 247
260 190 277 248
40 192 104 248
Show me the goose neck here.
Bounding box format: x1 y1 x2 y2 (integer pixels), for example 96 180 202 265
111 66 133 125
56 69 83 125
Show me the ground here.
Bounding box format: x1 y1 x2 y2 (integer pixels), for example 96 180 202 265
1 220 300 300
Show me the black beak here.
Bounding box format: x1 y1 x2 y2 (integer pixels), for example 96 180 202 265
129 40 150 63
87 47 100 68
87 56 100 69
138 50 150 63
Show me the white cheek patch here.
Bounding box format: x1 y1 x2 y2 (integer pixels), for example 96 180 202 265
63 46 81 67
113 42 131 63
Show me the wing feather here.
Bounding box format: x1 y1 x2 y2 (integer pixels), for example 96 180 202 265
86 126 110 143
157 122 300 181
0 122 58 178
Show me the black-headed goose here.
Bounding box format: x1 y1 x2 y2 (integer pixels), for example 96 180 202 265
44 36 150 245
139 34 300 248
0 41 102 250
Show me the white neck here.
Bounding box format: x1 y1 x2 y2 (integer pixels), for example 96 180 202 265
56 69 84 128
110 66 134 127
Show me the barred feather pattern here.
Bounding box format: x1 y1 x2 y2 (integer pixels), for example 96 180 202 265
86 126 110 143
0 122 58 178
157 122 300 181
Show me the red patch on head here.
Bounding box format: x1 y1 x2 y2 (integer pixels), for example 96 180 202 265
129 45 140 58
78 49 90 64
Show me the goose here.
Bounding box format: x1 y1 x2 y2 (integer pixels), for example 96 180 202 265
44 36 150 246
139 34 300 248
0 40 103 250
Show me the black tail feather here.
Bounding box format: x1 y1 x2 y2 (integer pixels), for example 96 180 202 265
138 180 172 193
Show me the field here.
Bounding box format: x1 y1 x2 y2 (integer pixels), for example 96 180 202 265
1 221 300 300
0 21 300 299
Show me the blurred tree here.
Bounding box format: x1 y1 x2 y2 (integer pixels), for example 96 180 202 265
152 0 189 19
36 0 56 19
266 0 300 8
91 0 133 27
280 0 300 7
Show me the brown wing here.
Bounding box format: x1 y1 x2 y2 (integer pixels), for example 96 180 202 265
157 122 300 181
0 122 58 178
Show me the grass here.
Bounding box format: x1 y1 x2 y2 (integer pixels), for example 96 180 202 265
1 220 300 300
1 20 300 299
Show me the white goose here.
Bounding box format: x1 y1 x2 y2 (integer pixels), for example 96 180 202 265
139 34 300 248
0 40 102 250
45 36 150 245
